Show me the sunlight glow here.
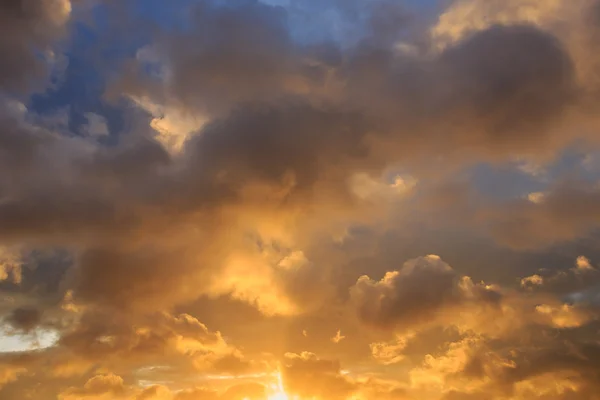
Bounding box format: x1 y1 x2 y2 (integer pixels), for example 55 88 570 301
267 372 291 400
0 328 59 353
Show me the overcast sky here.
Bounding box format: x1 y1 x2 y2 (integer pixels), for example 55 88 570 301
1 1 600 399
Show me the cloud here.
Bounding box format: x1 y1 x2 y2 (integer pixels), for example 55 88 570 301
3 0 600 399
408 335 501 393
59 374 174 400
55 311 246 375
0 0 72 92
518 255 600 298
0 247 22 284
351 254 598 338
331 330 346 344
282 352 356 400
521 274 544 289
59 373 128 400
112 0 590 169
434 24 574 151
431 0 567 49
370 332 416 365
0 0 593 325
0 364 26 389
115 0 315 118
3 307 41 333
483 180 600 249
350 255 502 331
575 256 595 272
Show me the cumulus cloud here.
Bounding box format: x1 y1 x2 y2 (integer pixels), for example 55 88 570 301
370 332 416 365
520 274 544 289
350 255 502 331
352 254 598 338
575 256 595 272
519 255 600 299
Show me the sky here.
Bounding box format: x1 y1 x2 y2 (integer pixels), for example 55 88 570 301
2 0 600 399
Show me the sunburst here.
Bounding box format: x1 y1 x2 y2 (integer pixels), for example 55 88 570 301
266 371 290 400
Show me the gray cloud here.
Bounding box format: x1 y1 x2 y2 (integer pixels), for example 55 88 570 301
350 255 501 330
4 307 41 333
0 0 71 92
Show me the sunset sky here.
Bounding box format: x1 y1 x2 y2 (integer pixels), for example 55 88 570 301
2 0 600 399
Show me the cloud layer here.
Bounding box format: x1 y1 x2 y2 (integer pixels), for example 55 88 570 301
1 0 600 399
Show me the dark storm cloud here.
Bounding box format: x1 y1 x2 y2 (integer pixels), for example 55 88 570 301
0 0 592 328
483 180 600 249
72 246 212 311
340 24 577 169
435 25 574 149
350 255 501 330
4 307 41 333
184 101 372 195
493 341 600 385
0 0 591 336
117 0 583 164
0 0 71 92
0 102 52 172
0 0 588 250
117 0 300 116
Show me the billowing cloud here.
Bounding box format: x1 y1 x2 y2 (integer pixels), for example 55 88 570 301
0 0 72 91
352 254 598 340
483 180 600 249
3 307 40 333
350 255 502 331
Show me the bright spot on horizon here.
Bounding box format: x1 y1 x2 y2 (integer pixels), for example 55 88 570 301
266 371 290 400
